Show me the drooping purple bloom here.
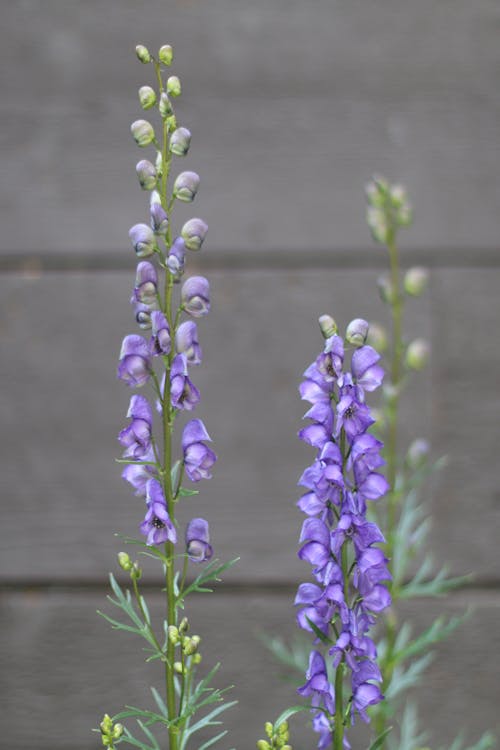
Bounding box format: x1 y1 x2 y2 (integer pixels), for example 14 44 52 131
131 261 159 308
167 236 186 280
351 346 384 392
129 223 157 258
185 517 213 562
150 191 168 234
181 276 210 318
117 335 152 387
182 418 217 481
351 661 384 723
150 311 171 356
176 320 202 365
170 354 201 410
140 479 177 546
122 450 158 497
118 394 153 459
181 217 208 251
297 651 335 715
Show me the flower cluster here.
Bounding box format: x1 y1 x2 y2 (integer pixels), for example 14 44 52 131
116 43 215 561
296 317 391 747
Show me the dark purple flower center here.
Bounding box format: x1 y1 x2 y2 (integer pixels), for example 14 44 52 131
152 517 165 529
345 405 355 419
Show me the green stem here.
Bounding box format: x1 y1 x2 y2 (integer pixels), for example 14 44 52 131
333 662 345 750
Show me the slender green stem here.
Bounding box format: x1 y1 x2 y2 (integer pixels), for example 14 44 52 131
333 662 345 750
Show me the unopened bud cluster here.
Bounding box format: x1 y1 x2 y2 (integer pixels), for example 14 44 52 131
256 721 292 750
365 174 412 244
100 714 123 748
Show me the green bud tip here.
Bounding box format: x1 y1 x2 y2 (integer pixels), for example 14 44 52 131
257 742 271 750
159 92 173 119
174 661 184 674
159 44 173 66
113 724 124 739
318 314 337 339
405 338 430 371
366 322 388 353
192 652 202 664
404 266 428 296
167 75 182 97
179 616 189 633
117 552 132 571
345 318 369 347
138 85 157 110
265 723 273 739
135 44 151 64
131 561 142 580
367 206 389 245
377 274 396 305
168 625 180 644
131 119 155 148
100 714 113 733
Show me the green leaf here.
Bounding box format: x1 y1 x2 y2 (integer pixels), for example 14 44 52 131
171 460 181 489
150 687 169 718
367 726 393 750
273 705 312 730
197 730 229 750
177 487 199 497
392 613 469 665
259 633 309 679
113 705 170 727
176 558 239 603
305 616 333 646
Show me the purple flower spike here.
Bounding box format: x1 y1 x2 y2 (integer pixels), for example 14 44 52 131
150 311 171 355
118 335 152 387
186 517 213 562
170 354 201 411
140 479 177 546
118 394 153 459
181 276 210 317
176 321 202 365
182 418 217 481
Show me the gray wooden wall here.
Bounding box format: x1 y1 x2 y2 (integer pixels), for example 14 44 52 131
1 1 500 748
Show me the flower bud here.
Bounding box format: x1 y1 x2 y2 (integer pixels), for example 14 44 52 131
265 723 274 739
405 338 429 371
404 266 428 297
135 159 157 191
131 561 142 580
100 714 113 734
367 206 389 245
149 191 169 234
167 75 181 97
345 318 369 347
167 236 186 280
257 742 271 750
366 322 388 353
174 171 200 203
406 438 430 470
168 625 180 645
113 724 124 740
174 661 184 674
318 314 337 339
182 635 200 655
159 92 173 118
133 261 158 307
135 44 151 64
181 218 208 251
182 276 210 317
138 85 156 110
192 653 202 664
365 174 390 207
179 617 189 633
170 127 191 156
131 119 155 147
129 223 157 258
135 306 152 329
118 551 133 571
377 274 396 304
159 44 173 66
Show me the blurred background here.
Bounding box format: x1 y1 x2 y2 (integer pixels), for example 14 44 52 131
1 1 500 748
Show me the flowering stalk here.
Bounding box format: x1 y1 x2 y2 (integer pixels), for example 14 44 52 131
99 43 235 750
295 316 391 748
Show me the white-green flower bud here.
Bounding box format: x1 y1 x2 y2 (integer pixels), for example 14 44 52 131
257 742 271 750
135 44 151 64
406 438 430 470
366 322 388 352
367 206 389 244
166 115 177 133
404 266 428 296
174 661 184 674
192 652 202 664
100 715 113 734
138 85 156 110
136 159 157 191
405 338 429 370
265 723 273 739
131 561 142 580
169 127 191 156
345 318 369 347
179 617 189 633
159 92 173 118
159 44 173 66
168 625 180 645
182 218 208 251
118 551 133 572
365 175 389 207
113 724 124 740
397 202 413 227
377 274 396 304
182 636 200 655
174 171 200 202
318 314 337 339
155 150 163 178
167 75 181 97
131 119 155 147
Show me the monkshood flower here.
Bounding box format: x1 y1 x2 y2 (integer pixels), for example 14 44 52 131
174 171 200 203
182 418 217 481
176 320 201 364
118 394 153 459
117 334 152 387
129 222 157 258
167 236 186 280
181 218 208 251
170 353 201 410
132 261 159 308
296 319 390 747
121 450 157 497
186 518 213 562
170 126 191 156
150 190 169 234
181 276 210 317
150 310 171 355
140 478 177 546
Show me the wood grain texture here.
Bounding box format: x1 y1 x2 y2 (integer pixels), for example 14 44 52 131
2 1 500 253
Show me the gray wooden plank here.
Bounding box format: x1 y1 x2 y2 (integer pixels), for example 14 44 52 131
1 588 499 749
1 0 500 253
0 268 432 582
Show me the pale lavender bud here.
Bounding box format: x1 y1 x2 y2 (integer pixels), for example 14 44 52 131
181 276 210 317
405 338 429 371
159 44 173 66
367 206 389 245
138 85 156 110
167 237 186 280
136 159 157 191
404 266 428 297
129 223 157 258
174 171 200 203
318 314 338 339
346 318 369 347
150 191 168 234
135 45 151 64
181 218 208 251
186 518 213 562
131 119 155 147
159 92 173 118
170 127 191 156
176 320 202 364
117 335 152 387
167 75 181 97
406 438 430 470
133 261 158 307
377 274 396 304
151 311 171 355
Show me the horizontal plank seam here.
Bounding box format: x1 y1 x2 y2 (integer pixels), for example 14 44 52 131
0 247 499 274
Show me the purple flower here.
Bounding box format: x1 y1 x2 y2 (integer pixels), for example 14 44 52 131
118 335 152 387
351 346 384 392
351 661 383 723
150 191 169 234
181 218 208 251
140 479 177 546
297 651 335 715
150 311 171 355
170 354 201 410
129 223 157 258
122 451 157 497
185 518 213 562
167 237 186 280
182 418 217 481
181 276 210 317
118 394 153 459
335 393 374 442
131 261 159 308
174 171 200 203
298 518 332 575
176 321 202 365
